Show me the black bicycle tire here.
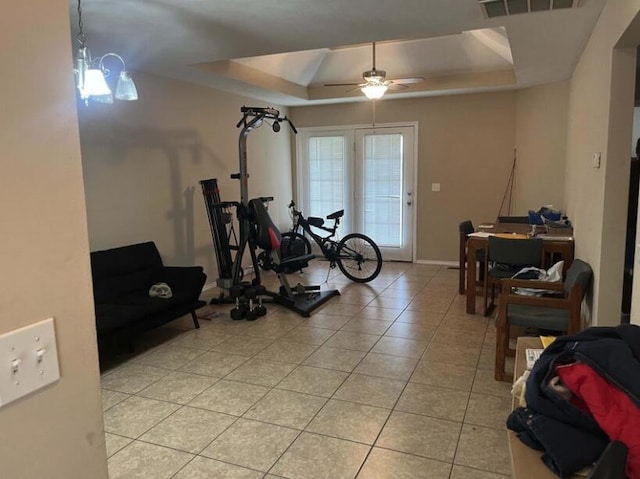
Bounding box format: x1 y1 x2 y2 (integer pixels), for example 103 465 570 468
281 231 312 257
336 233 383 283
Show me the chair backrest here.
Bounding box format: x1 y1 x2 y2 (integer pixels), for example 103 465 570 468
249 199 281 252
488 236 543 267
564 259 593 297
497 215 529 224
459 220 474 236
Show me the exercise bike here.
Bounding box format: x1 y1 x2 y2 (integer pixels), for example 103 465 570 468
282 201 383 283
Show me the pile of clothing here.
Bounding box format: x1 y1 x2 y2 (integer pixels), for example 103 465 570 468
507 325 640 478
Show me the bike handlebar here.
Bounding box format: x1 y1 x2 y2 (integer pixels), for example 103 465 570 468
237 106 297 134
287 200 301 216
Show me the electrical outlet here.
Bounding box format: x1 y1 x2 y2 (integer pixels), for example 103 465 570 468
0 318 60 408
431 183 441 192
592 152 601 169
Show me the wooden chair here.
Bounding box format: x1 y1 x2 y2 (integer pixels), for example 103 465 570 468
458 220 485 294
494 258 593 381
483 236 543 316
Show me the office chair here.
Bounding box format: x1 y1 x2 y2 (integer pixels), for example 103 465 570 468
483 236 543 316
494 258 592 381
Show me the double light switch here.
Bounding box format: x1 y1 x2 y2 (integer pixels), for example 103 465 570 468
0 318 60 408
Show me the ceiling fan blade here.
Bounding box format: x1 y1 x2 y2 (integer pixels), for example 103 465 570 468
387 83 408 90
324 82 361 87
389 77 425 85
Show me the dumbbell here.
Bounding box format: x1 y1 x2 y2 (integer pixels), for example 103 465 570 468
229 283 248 320
253 285 267 317
244 287 259 321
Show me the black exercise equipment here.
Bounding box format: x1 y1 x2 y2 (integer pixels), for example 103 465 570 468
249 198 339 316
200 178 236 290
201 106 339 318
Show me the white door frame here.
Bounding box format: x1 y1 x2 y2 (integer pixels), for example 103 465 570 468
296 121 419 262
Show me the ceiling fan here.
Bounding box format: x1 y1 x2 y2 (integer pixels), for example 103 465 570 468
324 42 425 99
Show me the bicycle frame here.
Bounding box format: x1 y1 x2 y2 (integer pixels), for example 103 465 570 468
288 203 342 264
286 201 383 283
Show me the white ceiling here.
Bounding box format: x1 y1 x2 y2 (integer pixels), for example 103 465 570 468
68 0 608 106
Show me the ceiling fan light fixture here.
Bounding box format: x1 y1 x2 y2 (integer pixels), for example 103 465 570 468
324 41 423 99
361 83 388 99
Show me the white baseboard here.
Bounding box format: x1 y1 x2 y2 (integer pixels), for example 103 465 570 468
414 259 459 267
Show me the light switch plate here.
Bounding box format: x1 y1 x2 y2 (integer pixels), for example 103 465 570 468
0 318 60 408
431 183 441 192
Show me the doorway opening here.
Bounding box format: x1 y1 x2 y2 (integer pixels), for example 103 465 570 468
621 46 640 323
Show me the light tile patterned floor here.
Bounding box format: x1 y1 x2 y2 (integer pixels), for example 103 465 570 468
101 263 514 479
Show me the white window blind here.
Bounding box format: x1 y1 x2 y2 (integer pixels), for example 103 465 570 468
308 136 345 219
363 133 403 248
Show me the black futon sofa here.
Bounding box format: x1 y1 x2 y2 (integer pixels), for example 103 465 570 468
90 241 207 349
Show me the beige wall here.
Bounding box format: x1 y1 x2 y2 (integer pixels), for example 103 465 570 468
564 1 640 326
291 88 568 262
0 1 108 477
78 72 294 283
513 82 569 215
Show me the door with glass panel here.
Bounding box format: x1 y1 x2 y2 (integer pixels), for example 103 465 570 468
297 126 414 261
355 127 414 261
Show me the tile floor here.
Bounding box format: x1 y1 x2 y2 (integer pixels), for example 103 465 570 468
101 262 515 479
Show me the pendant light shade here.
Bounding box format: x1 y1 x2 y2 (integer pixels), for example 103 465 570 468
115 70 139 101
361 83 388 99
83 69 111 97
92 93 115 104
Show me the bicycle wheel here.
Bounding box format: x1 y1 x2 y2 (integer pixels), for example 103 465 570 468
280 232 312 259
337 233 382 283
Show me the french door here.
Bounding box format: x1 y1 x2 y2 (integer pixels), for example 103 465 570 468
297 125 415 261
354 127 414 261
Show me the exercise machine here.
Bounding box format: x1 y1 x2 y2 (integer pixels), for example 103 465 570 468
201 106 339 318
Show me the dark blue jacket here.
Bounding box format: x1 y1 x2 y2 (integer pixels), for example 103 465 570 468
507 325 640 477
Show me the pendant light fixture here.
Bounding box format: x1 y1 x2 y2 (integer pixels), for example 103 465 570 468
73 0 138 105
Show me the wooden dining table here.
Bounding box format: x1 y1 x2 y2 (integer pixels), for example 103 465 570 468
465 222 574 315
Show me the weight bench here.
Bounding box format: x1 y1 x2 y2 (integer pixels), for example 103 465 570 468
249 198 339 316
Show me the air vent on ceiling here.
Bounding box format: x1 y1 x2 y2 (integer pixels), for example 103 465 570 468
478 0 580 18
